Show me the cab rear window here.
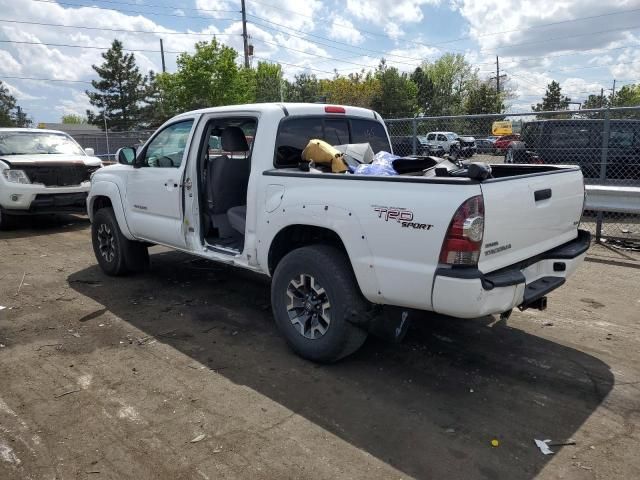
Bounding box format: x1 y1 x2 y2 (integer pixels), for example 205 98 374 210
274 116 391 168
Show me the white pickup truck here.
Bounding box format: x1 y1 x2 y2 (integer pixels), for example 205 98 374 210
0 128 102 229
87 103 589 362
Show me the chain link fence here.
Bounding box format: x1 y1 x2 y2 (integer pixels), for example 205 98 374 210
386 107 640 245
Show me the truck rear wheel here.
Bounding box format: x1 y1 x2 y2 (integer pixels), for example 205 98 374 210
271 245 369 363
91 207 149 276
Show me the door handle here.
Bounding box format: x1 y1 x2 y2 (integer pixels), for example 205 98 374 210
164 181 178 188
534 188 552 201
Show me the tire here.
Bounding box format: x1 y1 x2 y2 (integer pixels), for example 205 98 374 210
0 207 16 231
505 142 527 164
271 244 369 363
91 207 149 276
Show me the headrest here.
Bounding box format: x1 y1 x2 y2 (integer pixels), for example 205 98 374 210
221 127 249 152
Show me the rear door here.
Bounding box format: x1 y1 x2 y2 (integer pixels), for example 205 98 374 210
126 118 196 247
478 169 585 273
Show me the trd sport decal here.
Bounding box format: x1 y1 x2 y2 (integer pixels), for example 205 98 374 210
372 206 434 230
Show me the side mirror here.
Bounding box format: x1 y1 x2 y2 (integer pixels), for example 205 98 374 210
116 147 136 166
84 147 95 156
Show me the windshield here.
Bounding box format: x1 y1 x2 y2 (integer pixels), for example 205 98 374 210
0 132 85 156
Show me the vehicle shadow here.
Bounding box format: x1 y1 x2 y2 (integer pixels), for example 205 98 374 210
69 250 613 480
0 214 89 240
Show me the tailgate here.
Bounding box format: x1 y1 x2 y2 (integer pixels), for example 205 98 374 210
479 169 585 273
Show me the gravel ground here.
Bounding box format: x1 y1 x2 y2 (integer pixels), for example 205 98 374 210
0 215 639 480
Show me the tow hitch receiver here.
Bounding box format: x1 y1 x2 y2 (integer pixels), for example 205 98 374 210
519 296 548 312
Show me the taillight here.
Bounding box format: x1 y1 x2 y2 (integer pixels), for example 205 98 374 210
439 195 485 265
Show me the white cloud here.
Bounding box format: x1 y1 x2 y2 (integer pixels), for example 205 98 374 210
329 18 365 45
55 90 93 117
346 0 441 26
383 22 403 41
454 0 640 57
2 81 42 101
0 50 22 75
172 9 185 17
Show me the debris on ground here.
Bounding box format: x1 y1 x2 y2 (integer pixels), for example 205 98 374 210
534 439 576 455
190 434 206 443
491 439 499 447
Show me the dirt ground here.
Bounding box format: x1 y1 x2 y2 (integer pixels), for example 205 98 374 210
1 215 639 480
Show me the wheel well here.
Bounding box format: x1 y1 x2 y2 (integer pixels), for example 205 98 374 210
92 196 112 215
268 225 347 275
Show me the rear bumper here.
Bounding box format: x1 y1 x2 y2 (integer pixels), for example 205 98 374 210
431 230 590 318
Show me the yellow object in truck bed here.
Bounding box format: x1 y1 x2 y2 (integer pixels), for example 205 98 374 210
302 139 348 173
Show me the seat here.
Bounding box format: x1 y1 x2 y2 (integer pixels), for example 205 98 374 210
206 127 251 237
227 205 246 235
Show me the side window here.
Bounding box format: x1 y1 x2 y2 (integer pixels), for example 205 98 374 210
437 134 447 141
142 120 194 168
350 119 391 153
426 133 435 141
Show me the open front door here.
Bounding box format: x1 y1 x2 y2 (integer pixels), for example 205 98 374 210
126 119 195 248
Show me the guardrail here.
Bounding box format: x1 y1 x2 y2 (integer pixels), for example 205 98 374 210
585 185 640 242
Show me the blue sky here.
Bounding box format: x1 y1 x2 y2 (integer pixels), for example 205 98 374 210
1 0 640 123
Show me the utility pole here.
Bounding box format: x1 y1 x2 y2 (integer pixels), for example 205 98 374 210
496 56 500 98
600 88 604 108
241 0 249 68
159 39 166 73
611 79 616 106
489 56 507 113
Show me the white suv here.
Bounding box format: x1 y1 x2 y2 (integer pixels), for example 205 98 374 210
0 128 102 229
424 131 476 157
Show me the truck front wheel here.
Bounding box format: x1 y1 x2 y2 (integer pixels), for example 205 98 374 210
0 207 16 230
271 245 369 363
91 207 149 276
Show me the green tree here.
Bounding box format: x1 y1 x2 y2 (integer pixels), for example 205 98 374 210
371 60 417 117
465 80 503 114
532 81 570 113
13 107 32 127
86 39 149 131
0 81 31 127
61 114 88 124
288 73 321 102
255 62 283 102
320 70 379 108
155 39 254 115
412 53 476 116
0 81 17 127
611 84 640 107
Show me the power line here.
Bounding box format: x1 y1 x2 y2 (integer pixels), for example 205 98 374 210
252 38 394 70
252 55 335 75
0 18 241 36
34 0 240 14
0 75 92 84
247 17 427 65
435 7 640 46
249 0 640 54
475 42 640 67
0 38 184 54
31 0 239 21
478 24 640 53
